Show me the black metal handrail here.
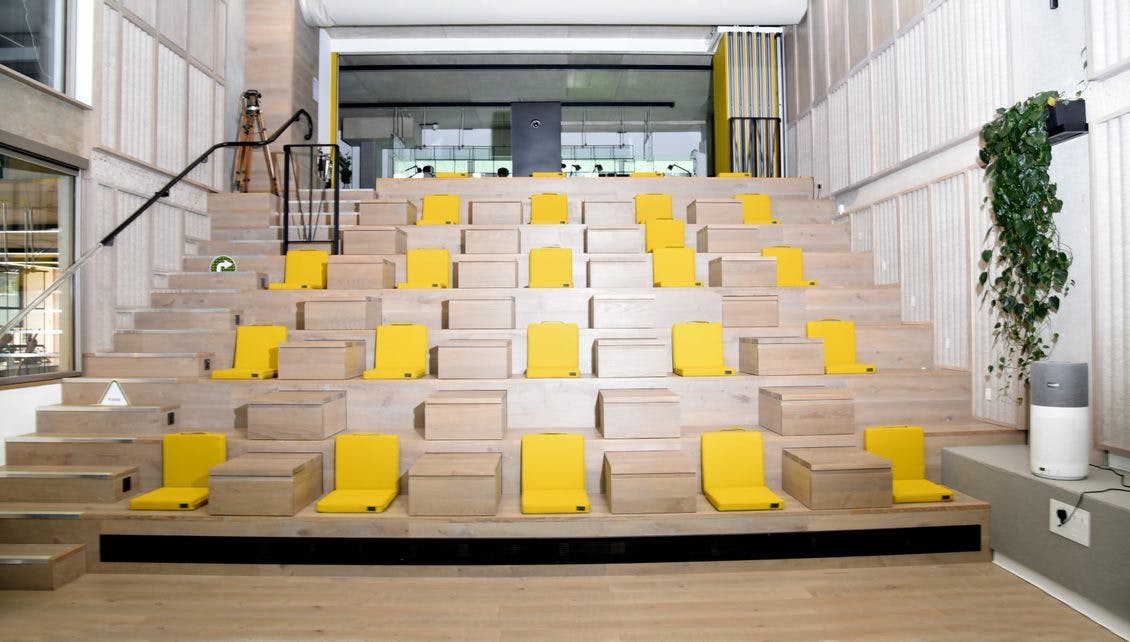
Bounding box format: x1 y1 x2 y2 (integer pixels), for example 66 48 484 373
282 143 341 255
0 109 314 338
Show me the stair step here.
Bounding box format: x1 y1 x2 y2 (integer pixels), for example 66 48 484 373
82 352 214 378
0 543 86 590
0 465 139 502
60 378 230 428
112 330 235 366
182 255 284 280
132 308 241 331
36 405 179 435
207 191 279 214
4 434 163 491
195 239 282 255
209 210 275 229
164 271 266 290
209 226 282 241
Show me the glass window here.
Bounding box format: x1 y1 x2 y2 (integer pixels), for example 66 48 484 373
0 0 67 92
0 148 75 381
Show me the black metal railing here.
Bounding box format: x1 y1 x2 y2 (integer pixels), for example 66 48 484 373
282 144 341 255
729 117 782 177
0 109 314 340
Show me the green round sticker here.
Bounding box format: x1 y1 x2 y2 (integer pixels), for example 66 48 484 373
209 255 237 272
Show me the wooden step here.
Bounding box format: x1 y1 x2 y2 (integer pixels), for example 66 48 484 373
0 465 139 502
0 543 85 590
132 308 240 331
82 352 214 378
4 434 163 491
803 287 904 323
207 191 280 214
182 255 283 280
209 226 282 241
194 239 282 256
60 378 231 428
36 405 179 435
209 210 275 229
164 271 266 290
112 330 235 367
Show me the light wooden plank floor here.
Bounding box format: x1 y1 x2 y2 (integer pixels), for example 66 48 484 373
0 562 1118 641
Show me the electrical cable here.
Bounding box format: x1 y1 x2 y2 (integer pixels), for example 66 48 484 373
1057 464 1130 526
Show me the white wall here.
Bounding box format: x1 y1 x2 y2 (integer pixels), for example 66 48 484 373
0 384 62 465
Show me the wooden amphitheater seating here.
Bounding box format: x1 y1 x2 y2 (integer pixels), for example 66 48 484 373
864 425 955 503
129 432 226 510
520 433 590 514
735 193 780 224
672 321 735 376
530 192 568 224
644 218 686 252
419 194 461 225
528 247 574 288
806 319 877 374
701 428 784 511
634 193 673 223
316 433 399 513
267 249 328 290
0 543 86 590
363 323 428 379
211 324 287 379
398 248 451 288
526 321 579 378
761 245 818 287
652 246 702 287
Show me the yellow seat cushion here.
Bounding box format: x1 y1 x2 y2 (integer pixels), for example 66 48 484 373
672 321 735 377
521 433 589 514
211 367 278 379
674 365 736 376
893 479 954 503
634 193 673 224
735 193 779 225
704 486 784 511
267 250 328 290
864 424 953 503
419 194 461 225
211 325 287 380
530 193 568 224
528 247 573 288
128 487 210 511
363 324 428 379
526 322 579 378
520 489 591 514
316 489 398 513
398 248 450 289
825 362 877 374
806 319 876 375
644 218 685 252
652 247 700 287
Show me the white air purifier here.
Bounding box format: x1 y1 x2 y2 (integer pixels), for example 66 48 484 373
1029 361 1090 480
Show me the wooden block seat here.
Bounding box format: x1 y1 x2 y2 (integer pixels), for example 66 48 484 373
436 339 511 379
687 199 744 224
267 250 328 290
598 388 680 438
0 464 139 502
246 390 346 440
582 201 634 225
83 352 214 378
708 256 776 287
697 224 760 253
356 199 416 225
455 256 519 288
462 226 520 254
327 256 395 289
424 390 507 439
36 404 178 435
212 324 287 379
590 295 657 329
445 297 515 329
408 452 502 516
587 256 650 288
469 200 521 224
317 433 398 513
130 432 226 511
277 340 364 380
759 386 854 436
0 544 86 590
602 451 696 514
701 429 784 511
521 433 590 514
341 226 405 255
739 337 825 375
585 225 644 253
301 297 381 330
865 425 955 503
672 321 734 376
209 452 323 516
593 338 666 378
782 447 893 510
722 295 778 327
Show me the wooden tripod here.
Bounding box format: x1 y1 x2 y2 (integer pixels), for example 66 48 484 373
232 89 280 194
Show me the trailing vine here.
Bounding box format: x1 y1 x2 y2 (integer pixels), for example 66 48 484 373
978 90 1073 388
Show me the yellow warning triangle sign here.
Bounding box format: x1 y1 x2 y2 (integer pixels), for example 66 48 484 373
99 380 130 406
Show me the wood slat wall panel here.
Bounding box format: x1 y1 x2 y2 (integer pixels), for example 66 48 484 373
848 68 872 184
931 174 969 368
871 45 898 174
827 86 850 192
872 197 900 285
896 21 928 161
899 187 931 322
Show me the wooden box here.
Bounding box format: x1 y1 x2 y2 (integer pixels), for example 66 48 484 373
327 256 395 289
587 257 651 288
722 295 778 327
469 201 522 225
582 201 635 225
708 256 776 287
342 226 406 255
759 386 854 436
445 297 515 329
585 225 645 253
301 297 381 330
593 338 666 378
455 257 519 288
597 388 680 438
0 544 86 590
278 340 365 379
357 200 416 225
408 452 502 515
602 451 696 514
436 339 512 379
209 453 323 516
424 390 508 439
590 295 656 329
739 337 825 375
697 225 760 253
0 465 139 503
687 199 743 225
246 390 347 440
781 447 892 509
463 226 520 254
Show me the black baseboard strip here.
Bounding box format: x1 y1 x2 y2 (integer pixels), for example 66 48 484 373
101 525 980 566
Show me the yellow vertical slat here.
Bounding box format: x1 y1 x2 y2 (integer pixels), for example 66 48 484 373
330 52 339 146
712 35 731 174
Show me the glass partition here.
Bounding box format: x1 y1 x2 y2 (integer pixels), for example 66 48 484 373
0 0 67 92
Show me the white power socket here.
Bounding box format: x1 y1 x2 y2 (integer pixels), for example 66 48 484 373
1049 498 1091 546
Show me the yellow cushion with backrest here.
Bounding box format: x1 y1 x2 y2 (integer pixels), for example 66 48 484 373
521 433 590 514
644 218 686 252
435 172 469 178
672 321 735 376
317 433 399 512
528 247 573 288
267 250 328 289
531 171 564 177
364 323 428 379
864 425 954 503
211 325 287 379
530 193 568 224
526 322 579 378
718 172 752 177
419 194 461 225
761 245 817 287
398 248 450 289
735 193 779 225
652 247 701 287
701 429 784 511
635 193 673 224
806 319 876 374
129 432 226 511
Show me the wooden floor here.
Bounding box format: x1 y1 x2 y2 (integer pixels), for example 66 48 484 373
0 563 1117 641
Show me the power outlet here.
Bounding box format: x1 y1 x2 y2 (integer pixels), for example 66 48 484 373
1049 498 1091 546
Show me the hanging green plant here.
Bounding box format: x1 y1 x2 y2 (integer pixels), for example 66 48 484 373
978 90 1073 388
